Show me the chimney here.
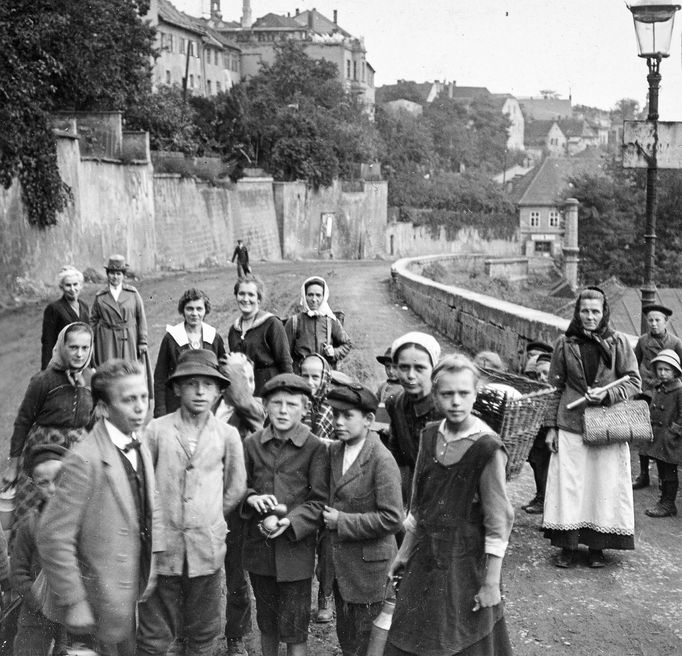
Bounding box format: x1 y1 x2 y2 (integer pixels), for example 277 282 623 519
562 198 579 292
333 9 338 23
241 0 252 28
210 0 221 20
308 9 314 29
295 8 299 15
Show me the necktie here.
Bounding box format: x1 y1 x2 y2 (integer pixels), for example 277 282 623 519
123 437 141 453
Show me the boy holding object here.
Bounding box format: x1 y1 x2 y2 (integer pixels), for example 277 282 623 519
136 350 246 656
322 381 403 656
240 374 329 656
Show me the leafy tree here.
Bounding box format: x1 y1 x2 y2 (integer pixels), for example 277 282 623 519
378 81 426 105
0 0 155 227
611 98 641 124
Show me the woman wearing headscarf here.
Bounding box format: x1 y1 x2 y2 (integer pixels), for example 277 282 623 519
41 266 90 370
284 276 352 373
2 322 94 528
300 353 334 443
153 288 226 417
543 287 641 568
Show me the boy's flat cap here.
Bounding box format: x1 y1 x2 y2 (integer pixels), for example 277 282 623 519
526 340 553 354
376 347 393 365
327 381 379 413
261 373 312 398
643 304 673 317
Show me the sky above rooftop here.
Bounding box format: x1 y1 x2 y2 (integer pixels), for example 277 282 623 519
172 0 682 118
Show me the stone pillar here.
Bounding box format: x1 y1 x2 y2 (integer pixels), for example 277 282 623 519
562 198 579 292
241 0 252 28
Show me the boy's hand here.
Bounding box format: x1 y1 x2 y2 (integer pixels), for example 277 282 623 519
65 599 96 634
262 517 290 539
322 505 339 530
246 494 278 514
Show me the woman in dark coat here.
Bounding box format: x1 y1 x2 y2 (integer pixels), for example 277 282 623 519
3 322 94 529
227 275 292 396
153 288 226 417
41 266 89 369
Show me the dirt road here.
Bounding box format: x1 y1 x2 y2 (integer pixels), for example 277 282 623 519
2 260 680 655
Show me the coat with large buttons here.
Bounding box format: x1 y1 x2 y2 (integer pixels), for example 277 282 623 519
36 420 164 644
240 424 329 582
143 410 246 577
327 432 403 604
641 378 682 464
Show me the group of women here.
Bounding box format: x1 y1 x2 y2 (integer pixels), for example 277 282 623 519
5 261 642 655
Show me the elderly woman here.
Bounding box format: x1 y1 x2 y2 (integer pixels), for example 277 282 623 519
227 275 292 396
3 322 94 528
543 287 641 568
386 354 514 656
41 266 89 370
90 254 148 366
284 276 351 373
153 288 226 417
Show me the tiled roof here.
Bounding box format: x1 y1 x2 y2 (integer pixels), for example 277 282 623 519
507 165 539 203
159 0 204 34
517 156 605 206
524 120 559 146
252 13 302 28
292 9 351 37
451 86 490 101
518 97 572 120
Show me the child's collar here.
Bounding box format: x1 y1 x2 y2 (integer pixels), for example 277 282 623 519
261 423 310 447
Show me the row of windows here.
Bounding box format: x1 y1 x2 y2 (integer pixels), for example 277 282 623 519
159 31 239 72
164 71 227 94
345 59 367 82
529 210 561 228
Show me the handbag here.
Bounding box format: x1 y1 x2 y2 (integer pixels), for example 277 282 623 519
583 399 654 446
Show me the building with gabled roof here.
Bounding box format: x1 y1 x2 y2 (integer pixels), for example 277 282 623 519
518 96 572 121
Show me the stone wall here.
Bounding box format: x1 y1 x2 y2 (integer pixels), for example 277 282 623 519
386 221 519 259
274 179 387 259
392 254 569 371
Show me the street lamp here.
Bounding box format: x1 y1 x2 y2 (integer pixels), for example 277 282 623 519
627 1 680 331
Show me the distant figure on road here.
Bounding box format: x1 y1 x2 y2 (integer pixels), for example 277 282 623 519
232 239 251 279
41 266 90 370
90 254 148 367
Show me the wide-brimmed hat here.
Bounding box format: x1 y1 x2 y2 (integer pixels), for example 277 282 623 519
105 254 127 272
261 373 312 399
376 347 393 366
651 349 682 375
643 304 673 318
167 349 230 386
327 381 378 413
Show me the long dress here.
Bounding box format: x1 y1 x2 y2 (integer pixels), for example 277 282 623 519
387 422 513 656
90 284 148 366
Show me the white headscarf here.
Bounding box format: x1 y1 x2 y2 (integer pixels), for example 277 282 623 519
300 276 337 319
391 332 441 367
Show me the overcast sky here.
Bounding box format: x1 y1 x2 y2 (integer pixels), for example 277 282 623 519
172 0 682 118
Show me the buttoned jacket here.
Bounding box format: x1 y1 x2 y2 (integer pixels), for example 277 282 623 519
634 331 682 393
36 420 163 644
241 423 329 581
144 411 246 576
327 432 403 604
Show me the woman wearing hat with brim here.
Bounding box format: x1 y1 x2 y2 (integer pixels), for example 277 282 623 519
640 349 682 517
90 255 148 367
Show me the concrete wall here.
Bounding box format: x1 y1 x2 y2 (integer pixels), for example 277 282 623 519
274 179 387 259
392 254 569 371
484 258 529 282
386 221 519 259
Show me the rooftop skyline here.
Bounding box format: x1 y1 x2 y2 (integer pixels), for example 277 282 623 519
170 0 682 119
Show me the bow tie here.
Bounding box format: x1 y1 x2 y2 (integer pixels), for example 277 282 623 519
123 438 141 453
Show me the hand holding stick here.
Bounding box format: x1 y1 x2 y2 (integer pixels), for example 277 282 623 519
566 375 630 410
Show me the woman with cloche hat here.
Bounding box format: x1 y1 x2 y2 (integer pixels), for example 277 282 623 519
90 254 148 366
641 349 682 518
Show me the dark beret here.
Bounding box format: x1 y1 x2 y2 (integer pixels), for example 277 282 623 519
327 382 379 413
643 304 673 318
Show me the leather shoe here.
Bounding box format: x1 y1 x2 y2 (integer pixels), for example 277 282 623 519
645 502 677 518
523 499 544 515
588 550 606 568
554 548 575 568
632 474 650 490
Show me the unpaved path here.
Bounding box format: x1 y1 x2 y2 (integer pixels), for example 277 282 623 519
1 260 680 655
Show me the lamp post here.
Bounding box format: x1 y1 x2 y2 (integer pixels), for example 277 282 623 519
627 1 680 332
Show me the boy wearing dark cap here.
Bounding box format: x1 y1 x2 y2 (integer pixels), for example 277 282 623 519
137 350 246 656
375 348 402 404
322 382 403 656
12 444 65 656
633 304 682 489
240 374 329 656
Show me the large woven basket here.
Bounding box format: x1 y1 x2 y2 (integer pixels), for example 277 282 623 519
474 368 561 479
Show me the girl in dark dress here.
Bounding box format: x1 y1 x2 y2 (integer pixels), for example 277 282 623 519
227 275 292 396
386 354 514 656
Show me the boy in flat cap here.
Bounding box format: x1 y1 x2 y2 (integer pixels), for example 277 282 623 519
240 374 329 656
633 304 682 489
137 350 246 656
12 444 66 656
322 381 403 656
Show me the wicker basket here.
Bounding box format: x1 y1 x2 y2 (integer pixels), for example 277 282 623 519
474 368 561 479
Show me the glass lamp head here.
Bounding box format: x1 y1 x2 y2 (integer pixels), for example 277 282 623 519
627 1 681 58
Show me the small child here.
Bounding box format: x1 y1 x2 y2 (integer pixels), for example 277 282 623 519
241 374 329 656
12 445 61 656
322 381 403 656
642 349 682 518
137 350 247 656
300 354 334 443
375 348 402 404
534 352 551 383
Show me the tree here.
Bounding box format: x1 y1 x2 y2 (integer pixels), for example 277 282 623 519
378 81 426 104
611 98 641 123
0 0 156 227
